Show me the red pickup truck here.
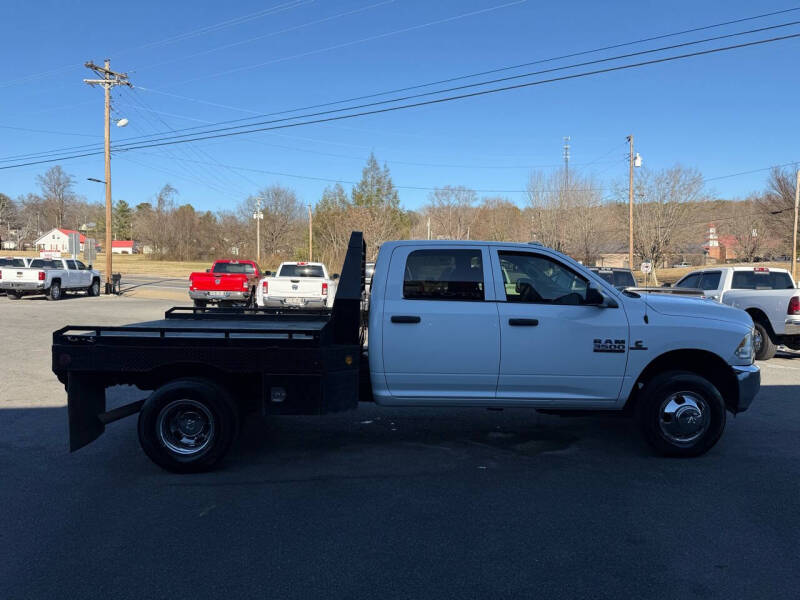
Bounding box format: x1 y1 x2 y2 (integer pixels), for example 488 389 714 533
188 260 262 307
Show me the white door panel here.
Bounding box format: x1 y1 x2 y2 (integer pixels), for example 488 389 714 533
381 245 500 401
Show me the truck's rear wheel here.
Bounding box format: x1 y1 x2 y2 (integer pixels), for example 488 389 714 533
753 321 777 361
137 378 239 473
6 291 21 300
635 370 726 457
47 281 62 301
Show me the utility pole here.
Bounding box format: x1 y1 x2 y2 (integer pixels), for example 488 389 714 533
793 169 799 281
84 59 131 294
627 135 634 270
563 136 570 189
427 217 431 240
252 196 263 263
307 204 313 261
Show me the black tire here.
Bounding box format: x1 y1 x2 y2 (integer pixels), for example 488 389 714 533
137 378 239 473
753 321 777 361
46 280 62 301
87 278 100 297
6 291 21 300
635 370 726 457
193 299 208 308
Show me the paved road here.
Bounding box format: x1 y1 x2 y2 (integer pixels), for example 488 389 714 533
1 296 799 599
119 274 188 294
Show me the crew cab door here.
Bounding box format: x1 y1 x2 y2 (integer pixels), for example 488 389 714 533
381 245 500 401
491 249 628 405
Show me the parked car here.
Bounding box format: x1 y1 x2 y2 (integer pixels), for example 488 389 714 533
674 266 799 360
672 261 691 268
588 267 636 290
188 260 262 308
256 261 338 309
55 232 759 472
1 257 100 300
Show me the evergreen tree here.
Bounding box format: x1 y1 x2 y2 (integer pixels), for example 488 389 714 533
113 199 133 240
351 153 400 209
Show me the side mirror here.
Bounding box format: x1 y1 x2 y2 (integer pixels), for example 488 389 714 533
206 268 211 273
661 283 671 288
265 271 272 277
332 273 339 280
586 285 618 308
87 264 92 270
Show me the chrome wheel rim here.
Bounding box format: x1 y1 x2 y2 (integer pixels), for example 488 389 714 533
156 399 215 456
92 282 99 295
52 284 60 299
753 328 763 354
658 391 710 446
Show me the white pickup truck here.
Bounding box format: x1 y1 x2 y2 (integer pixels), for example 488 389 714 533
674 266 799 360
1 257 101 300
56 235 761 471
256 261 338 309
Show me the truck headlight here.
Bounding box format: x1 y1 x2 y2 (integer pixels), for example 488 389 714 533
735 332 754 363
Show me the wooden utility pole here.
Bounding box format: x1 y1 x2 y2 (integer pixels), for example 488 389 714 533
84 60 131 294
627 135 634 270
307 205 313 261
793 169 799 281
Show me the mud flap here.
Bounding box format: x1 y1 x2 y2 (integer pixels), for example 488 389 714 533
67 374 106 452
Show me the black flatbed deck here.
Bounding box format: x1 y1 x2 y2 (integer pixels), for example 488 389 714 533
54 233 367 452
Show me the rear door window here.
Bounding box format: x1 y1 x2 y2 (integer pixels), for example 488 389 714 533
66 260 78 270
403 249 484 301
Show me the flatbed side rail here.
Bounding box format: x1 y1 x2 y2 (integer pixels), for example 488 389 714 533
53 324 322 344
164 306 332 320
331 232 365 346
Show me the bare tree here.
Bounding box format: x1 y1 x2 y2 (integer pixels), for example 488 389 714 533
472 197 525 241
423 186 478 240
758 168 797 256
526 170 570 253
723 198 763 262
246 185 304 258
36 166 76 229
616 165 705 267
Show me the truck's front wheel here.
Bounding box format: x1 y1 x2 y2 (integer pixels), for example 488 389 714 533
138 378 239 473
635 370 726 457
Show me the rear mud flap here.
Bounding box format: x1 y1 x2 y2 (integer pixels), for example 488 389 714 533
67 374 106 452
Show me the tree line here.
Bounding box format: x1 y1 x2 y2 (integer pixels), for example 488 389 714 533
1 155 796 270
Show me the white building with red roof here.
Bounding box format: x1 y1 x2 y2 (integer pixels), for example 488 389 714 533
33 228 87 252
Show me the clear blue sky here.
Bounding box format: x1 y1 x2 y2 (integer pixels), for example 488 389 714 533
1 0 799 212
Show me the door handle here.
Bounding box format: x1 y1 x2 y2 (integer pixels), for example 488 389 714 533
508 318 538 326
391 315 421 324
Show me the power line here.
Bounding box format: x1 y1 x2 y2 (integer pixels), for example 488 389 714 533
171 0 528 85
131 0 396 73
2 32 798 171
7 11 798 163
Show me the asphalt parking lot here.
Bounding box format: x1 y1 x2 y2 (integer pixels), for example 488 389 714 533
1 294 799 599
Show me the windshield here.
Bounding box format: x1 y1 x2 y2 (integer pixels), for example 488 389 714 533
279 264 324 277
212 262 255 275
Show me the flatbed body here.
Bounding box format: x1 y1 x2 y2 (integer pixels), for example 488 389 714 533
55 235 366 452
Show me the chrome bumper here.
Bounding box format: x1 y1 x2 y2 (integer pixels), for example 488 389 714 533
784 318 800 336
1 281 45 291
731 364 760 413
189 290 250 301
263 297 326 309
